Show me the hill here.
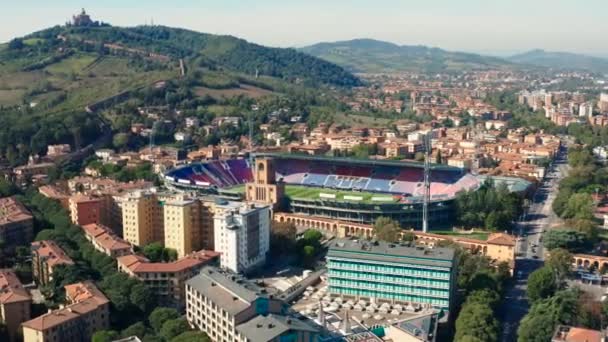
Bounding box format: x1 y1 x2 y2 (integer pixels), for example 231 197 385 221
300 38 514 73
27 25 360 87
508 49 608 74
0 23 359 166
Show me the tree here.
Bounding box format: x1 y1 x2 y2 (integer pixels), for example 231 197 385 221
143 242 165 262
546 248 573 282
113 133 130 151
543 229 589 252
401 231 415 242
455 303 499 342
270 221 297 255
160 318 190 341
130 282 154 313
518 290 579 342
171 331 211 342
561 193 594 220
373 217 401 243
149 307 180 332
121 322 147 339
92 330 120 342
527 267 557 303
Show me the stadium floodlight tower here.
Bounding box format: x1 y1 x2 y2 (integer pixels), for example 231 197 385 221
422 132 432 233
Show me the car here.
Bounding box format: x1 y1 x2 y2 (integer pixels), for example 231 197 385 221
532 255 539 259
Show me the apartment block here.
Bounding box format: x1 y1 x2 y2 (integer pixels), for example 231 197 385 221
186 266 319 342
0 269 32 342
31 240 74 286
163 197 202 258
213 201 271 274
116 250 219 310
81 223 132 258
120 190 165 246
69 194 103 226
21 281 109 342
0 197 34 247
327 239 457 315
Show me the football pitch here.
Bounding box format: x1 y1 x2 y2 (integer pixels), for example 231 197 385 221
224 184 398 203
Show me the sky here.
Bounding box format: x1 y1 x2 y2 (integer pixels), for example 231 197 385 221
2 0 608 57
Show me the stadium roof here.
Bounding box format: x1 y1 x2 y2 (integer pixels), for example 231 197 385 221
252 153 463 172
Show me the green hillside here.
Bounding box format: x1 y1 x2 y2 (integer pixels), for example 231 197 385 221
508 49 608 74
301 38 515 74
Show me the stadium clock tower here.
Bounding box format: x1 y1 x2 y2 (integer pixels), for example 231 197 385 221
245 158 285 209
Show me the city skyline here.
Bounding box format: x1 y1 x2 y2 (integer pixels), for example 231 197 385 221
2 0 608 57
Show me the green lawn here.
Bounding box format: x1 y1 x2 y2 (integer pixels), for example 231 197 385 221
433 230 489 241
222 184 397 204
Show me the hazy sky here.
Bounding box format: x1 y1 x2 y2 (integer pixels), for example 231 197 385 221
2 0 608 57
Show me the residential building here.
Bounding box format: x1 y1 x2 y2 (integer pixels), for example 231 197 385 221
185 266 319 342
599 93 608 113
69 194 103 226
81 223 132 258
214 201 271 274
385 311 440 342
0 269 32 342
326 239 457 315
164 196 205 259
117 250 219 310
31 240 74 286
38 185 70 209
0 197 34 247
21 281 109 342
46 144 71 156
120 190 165 246
552 325 605 342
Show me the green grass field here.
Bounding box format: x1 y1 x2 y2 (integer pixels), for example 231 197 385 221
433 230 489 241
224 184 397 203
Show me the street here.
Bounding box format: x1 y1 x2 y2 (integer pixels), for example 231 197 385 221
499 144 570 342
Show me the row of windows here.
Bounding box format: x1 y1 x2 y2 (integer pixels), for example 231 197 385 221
329 285 449 308
329 279 449 298
328 269 450 289
328 260 451 280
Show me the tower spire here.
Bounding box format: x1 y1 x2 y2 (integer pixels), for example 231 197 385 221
422 132 431 233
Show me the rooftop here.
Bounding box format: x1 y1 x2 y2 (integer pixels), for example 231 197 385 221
0 196 33 225
82 223 132 252
186 266 278 316
236 314 319 341
31 240 74 268
0 269 31 304
22 282 108 332
327 238 455 268
117 250 219 274
552 325 605 342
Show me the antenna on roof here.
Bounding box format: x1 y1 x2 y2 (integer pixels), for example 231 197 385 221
422 133 431 233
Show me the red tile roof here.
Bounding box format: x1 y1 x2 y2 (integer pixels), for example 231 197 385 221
0 269 31 304
0 196 33 225
118 250 220 274
31 240 74 268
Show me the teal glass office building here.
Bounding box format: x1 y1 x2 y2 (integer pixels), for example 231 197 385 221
327 239 457 314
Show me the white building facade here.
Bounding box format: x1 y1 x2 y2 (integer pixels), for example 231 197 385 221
213 201 270 273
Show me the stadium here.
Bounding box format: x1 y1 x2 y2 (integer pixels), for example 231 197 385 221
164 153 483 229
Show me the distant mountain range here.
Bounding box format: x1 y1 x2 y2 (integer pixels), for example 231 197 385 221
300 39 514 74
301 39 608 74
507 49 608 74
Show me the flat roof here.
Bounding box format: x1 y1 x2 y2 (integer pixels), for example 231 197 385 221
236 314 318 341
327 239 455 269
186 266 275 315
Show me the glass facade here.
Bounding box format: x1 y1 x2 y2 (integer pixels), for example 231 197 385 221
327 257 453 310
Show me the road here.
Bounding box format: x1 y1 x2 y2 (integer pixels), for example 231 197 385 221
499 144 569 342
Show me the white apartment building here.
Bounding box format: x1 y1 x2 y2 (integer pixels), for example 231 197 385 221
213 201 270 274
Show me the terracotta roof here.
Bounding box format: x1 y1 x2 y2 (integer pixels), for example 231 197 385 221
0 269 31 304
559 327 604 342
117 250 220 274
31 240 74 268
82 223 131 253
64 281 109 306
486 233 516 246
69 194 101 204
22 282 108 332
0 196 33 225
